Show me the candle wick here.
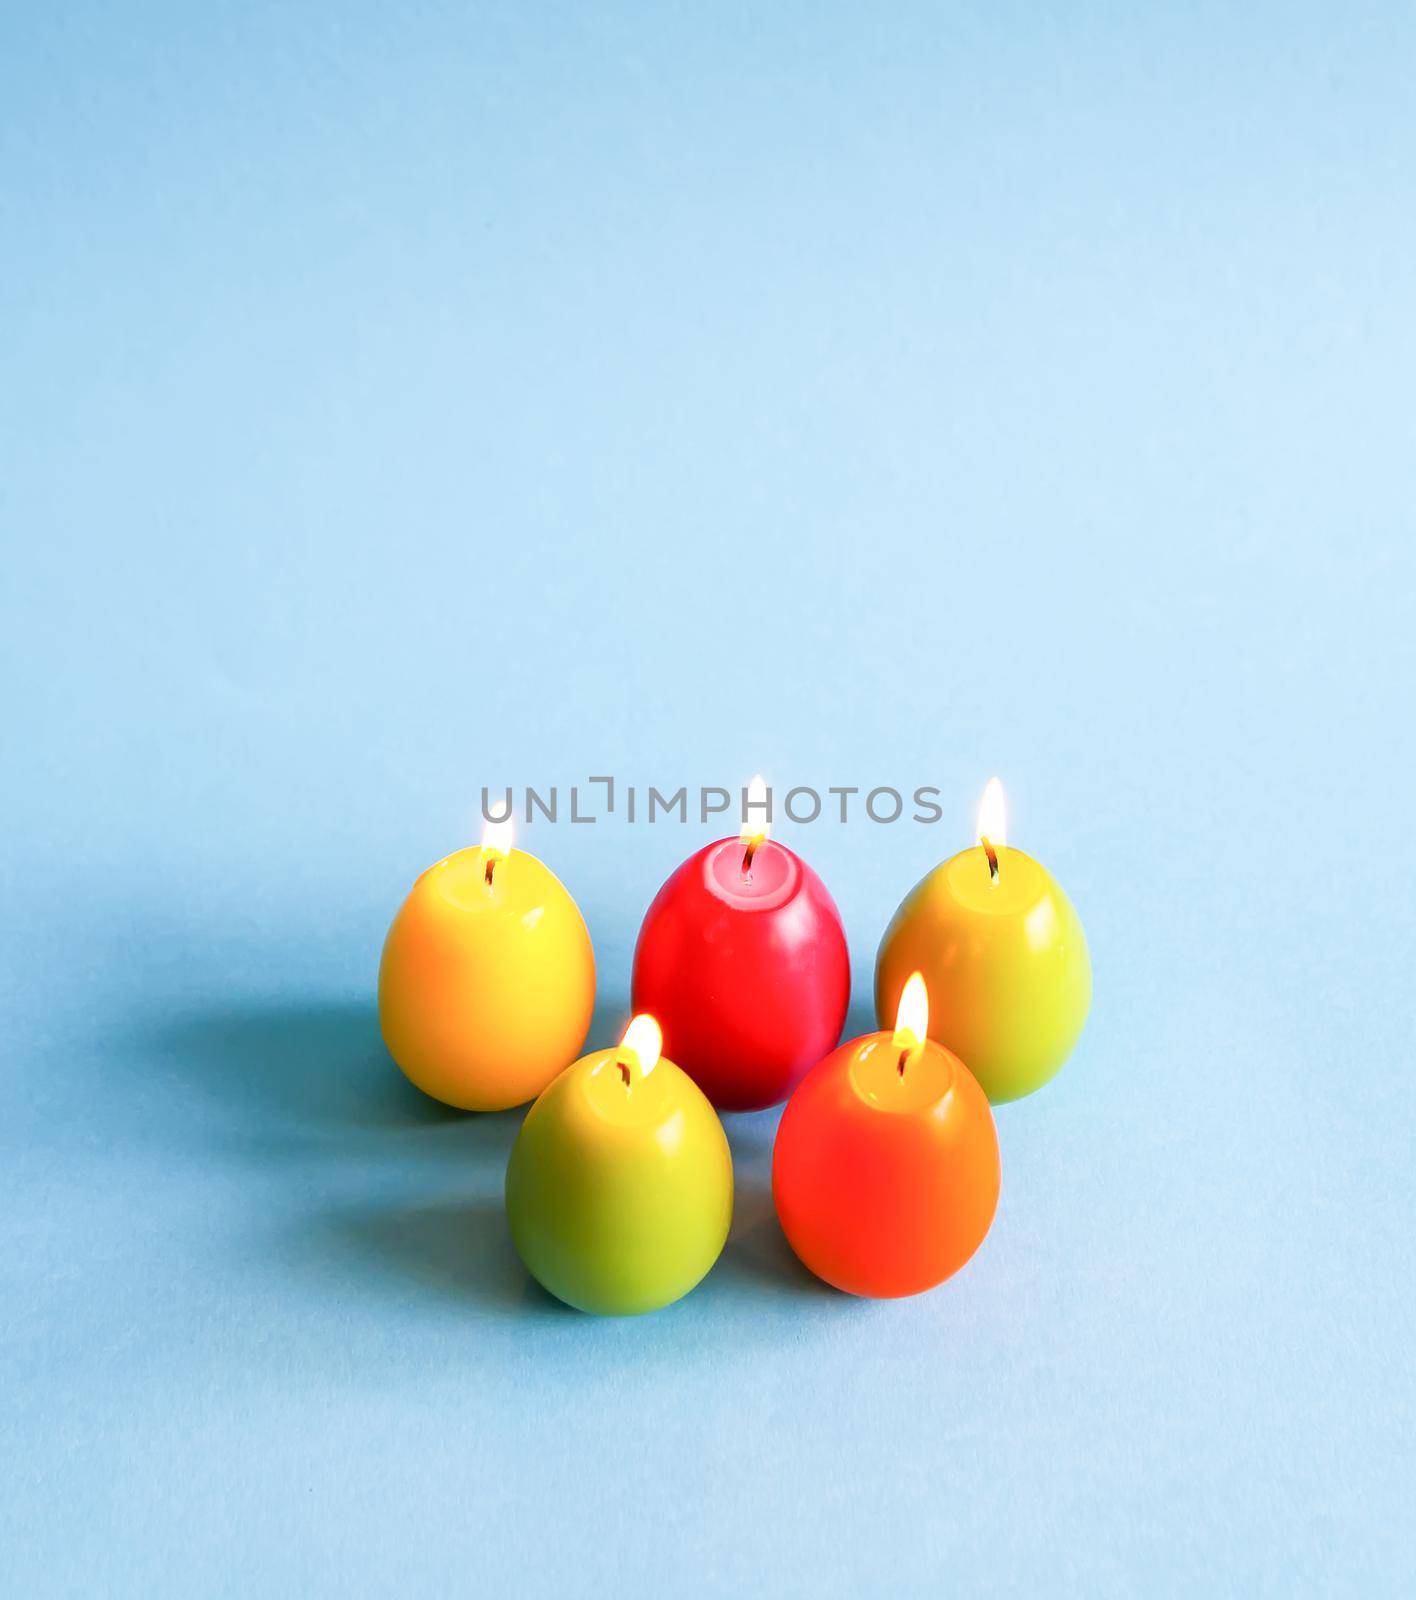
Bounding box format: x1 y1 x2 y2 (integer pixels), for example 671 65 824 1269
618 1057 632 1088
897 1044 911 1077
484 855 497 887
981 837 999 883
741 839 759 877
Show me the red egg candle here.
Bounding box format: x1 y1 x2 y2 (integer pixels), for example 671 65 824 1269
773 974 1000 1298
631 777 850 1112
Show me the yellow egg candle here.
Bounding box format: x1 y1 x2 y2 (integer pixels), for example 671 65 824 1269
379 818 595 1111
875 779 1090 1103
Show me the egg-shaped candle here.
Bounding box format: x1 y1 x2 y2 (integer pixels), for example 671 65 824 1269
773 975 1000 1297
505 1015 734 1315
875 779 1091 1103
378 819 595 1111
631 777 850 1112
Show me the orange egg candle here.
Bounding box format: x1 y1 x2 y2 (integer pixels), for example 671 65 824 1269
773 975 1000 1298
875 779 1091 1103
378 819 595 1110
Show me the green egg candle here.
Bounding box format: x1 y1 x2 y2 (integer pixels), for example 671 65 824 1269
505 1015 733 1315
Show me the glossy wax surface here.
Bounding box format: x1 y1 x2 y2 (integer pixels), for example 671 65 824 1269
378 847 595 1110
631 838 850 1110
505 1049 733 1315
876 845 1091 1103
773 1033 1000 1298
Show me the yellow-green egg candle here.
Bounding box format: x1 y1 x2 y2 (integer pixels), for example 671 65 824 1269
505 1016 733 1315
875 779 1091 1103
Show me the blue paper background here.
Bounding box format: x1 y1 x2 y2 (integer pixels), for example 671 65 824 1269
3 4 1413 1594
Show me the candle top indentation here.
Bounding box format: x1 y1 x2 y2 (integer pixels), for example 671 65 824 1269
702 836 800 911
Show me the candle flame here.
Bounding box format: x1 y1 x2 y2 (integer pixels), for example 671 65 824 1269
892 972 929 1053
480 816 515 858
976 777 1007 851
740 773 769 857
618 1013 663 1081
